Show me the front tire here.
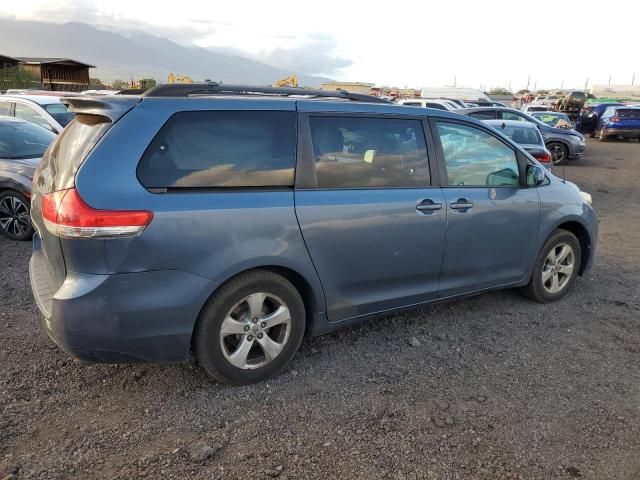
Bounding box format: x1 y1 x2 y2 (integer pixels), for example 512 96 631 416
547 142 568 166
520 230 581 303
194 270 306 385
0 190 34 241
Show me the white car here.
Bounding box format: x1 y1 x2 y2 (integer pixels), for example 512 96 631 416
522 104 550 114
0 95 75 134
397 98 459 111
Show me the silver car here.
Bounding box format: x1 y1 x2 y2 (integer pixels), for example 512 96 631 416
0 95 75 134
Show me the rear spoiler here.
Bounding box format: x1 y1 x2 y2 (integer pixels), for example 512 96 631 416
62 96 142 122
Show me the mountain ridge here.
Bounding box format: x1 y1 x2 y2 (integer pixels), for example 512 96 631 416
0 19 333 86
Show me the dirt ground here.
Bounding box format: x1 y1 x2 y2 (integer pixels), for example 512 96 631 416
1 138 639 480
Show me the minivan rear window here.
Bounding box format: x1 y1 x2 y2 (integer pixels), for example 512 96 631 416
36 114 111 193
137 111 296 189
617 109 640 119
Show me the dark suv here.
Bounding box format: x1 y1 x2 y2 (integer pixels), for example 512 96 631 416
30 84 598 385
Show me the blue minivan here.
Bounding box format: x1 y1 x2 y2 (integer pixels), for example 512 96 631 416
29 84 598 384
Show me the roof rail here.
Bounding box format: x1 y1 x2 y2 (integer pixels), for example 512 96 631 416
142 82 389 104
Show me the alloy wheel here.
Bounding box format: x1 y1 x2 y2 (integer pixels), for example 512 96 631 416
219 292 292 370
541 242 575 294
0 195 30 238
549 144 566 165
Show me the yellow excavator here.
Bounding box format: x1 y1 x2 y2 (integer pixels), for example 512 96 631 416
272 75 298 88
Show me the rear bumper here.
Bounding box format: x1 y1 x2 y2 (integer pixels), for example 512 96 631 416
603 128 640 138
30 238 216 363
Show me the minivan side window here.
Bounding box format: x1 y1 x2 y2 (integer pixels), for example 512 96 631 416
501 111 527 122
308 116 430 189
469 111 496 120
137 111 296 189
436 122 520 187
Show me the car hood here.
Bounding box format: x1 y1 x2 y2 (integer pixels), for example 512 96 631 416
0 157 41 178
539 124 584 139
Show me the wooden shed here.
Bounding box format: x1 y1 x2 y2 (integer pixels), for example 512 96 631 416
13 57 95 92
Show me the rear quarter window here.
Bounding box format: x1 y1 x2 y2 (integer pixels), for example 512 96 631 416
617 109 640 119
34 114 111 193
137 110 296 189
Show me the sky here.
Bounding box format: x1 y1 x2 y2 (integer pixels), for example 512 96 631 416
3 0 639 90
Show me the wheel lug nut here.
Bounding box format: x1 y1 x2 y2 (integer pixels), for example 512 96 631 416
252 318 258 324
244 325 250 332
260 322 266 328
257 333 263 339
247 335 253 341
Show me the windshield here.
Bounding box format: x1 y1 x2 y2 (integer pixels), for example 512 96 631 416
44 103 76 127
532 112 571 127
0 121 56 159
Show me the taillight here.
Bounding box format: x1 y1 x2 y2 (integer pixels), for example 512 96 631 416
41 188 153 239
610 117 620 123
533 151 552 164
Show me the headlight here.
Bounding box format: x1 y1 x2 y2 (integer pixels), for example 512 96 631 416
580 191 592 206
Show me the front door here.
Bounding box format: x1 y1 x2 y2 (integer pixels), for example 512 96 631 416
432 120 540 297
295 114 446 321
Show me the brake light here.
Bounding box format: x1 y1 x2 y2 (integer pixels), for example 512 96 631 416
610 117 620 123
41 188 153 239
533 151 552 164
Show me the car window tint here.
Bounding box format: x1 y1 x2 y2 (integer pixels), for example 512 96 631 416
15 103 51 130
500 125 542 145
0 121 55 159
617 109 640 119
0 101 11 116
402 102 422 107
309 116 430 189
501 111 527 122
469 111 496 120
436 122 520 187
425 103 447 110
137 111 296 189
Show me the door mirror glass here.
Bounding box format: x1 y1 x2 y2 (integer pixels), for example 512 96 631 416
526 164 546 186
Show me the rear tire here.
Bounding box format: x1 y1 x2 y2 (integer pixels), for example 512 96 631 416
520 229 582 303
194 270 306 385
0 190 33 241
598 128 609 142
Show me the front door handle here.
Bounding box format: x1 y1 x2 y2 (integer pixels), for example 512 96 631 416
450 198 473 210
416 199 443 212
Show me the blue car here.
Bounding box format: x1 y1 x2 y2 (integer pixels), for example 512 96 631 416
576 102 625 136
596 106 640 141
29 84 598 384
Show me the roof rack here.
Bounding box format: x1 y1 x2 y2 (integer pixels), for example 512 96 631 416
142 82 389 104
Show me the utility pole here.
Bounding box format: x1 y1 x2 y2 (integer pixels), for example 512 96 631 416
608 75 611 87
533 81 537 93
526 74 530 92
560 79 564 90
632 73 636 86
584 77 589 92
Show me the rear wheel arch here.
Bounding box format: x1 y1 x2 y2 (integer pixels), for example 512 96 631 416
192 265 319 345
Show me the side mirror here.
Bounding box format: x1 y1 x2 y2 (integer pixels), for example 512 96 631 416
527 164 546 186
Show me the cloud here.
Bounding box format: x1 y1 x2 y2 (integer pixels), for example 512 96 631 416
258 33 351 76
2 2 351 76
